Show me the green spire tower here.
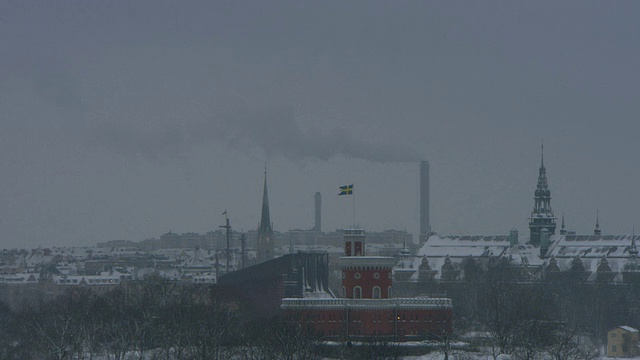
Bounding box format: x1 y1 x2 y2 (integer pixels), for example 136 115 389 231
529 143 557 248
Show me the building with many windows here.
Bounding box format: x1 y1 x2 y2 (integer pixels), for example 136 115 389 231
282 229 452 340
410 145 640 284
607 326 639 357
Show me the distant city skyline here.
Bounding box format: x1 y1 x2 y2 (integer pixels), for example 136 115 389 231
1 2 639 249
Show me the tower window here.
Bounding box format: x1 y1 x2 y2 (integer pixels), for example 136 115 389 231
353 286 362 299
373 286 381 299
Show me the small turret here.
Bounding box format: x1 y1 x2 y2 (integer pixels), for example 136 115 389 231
596 255 615 283
597 255 611 273
418 256 438 282
546 256 560 273
570 255 585 273
630 229 639 257
560 213 567 235
344 228 366 256
441 255 459 281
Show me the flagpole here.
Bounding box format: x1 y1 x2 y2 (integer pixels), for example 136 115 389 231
339 184 357 229
352 184 356 229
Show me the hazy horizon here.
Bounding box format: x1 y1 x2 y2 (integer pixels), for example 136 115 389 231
1 2 639 249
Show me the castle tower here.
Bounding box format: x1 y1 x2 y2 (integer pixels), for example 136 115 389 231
529 143 557 247
339 229 395 299
257 169 274 263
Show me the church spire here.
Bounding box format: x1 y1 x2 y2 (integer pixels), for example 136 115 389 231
594 210 601 236
529 142 557 249
536 142 549 193
257 167 274 263
560 212 566 235
540 141 545 169
259 168 272 235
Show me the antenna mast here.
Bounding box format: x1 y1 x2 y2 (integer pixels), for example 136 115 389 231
219 212 232 273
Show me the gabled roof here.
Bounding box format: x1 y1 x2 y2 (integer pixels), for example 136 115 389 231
618 325 639 333
547 235 638 259
418 234 511 258
417 233 640 281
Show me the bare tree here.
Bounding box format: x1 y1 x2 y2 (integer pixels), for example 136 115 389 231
18 296 75 360
349 339 401 360
546 325 599 360
127 273 178 359
98 288 136 360
242 315 321 360
168 284 236 360
0 300 22 359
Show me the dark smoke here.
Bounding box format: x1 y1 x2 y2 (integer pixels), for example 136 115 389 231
199 105 424 163
92 105 423 163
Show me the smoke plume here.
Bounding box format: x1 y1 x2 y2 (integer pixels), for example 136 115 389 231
199 105 424 163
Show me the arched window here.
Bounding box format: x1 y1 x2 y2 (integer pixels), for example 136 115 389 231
342 286 346 297
388 286 392 298
353 286 362 299
373 286 381 299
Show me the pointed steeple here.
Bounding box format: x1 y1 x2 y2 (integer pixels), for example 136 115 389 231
257 167 274 263
259 168 272 235
529 141 557 247
540 141 545 169
560 212 567 235
536 142 549 194
594 210 601 236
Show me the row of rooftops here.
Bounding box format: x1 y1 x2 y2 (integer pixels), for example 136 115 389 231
444 234 639 243
395 232 640 282
421 233 640 259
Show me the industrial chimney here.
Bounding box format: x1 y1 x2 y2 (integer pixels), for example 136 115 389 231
420 161 431 240
315 192 322 232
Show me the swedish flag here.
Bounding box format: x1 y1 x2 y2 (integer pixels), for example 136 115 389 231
339 184 353 196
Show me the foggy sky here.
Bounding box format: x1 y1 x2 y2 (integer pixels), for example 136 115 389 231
1 1 640 249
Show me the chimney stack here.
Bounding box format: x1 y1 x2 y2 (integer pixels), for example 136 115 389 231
315 192 322 232
420 161 431 240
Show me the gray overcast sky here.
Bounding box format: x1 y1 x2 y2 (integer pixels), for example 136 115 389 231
1 1 639 249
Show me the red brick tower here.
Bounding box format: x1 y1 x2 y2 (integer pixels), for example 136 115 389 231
340 229 396 299
282 228 453 340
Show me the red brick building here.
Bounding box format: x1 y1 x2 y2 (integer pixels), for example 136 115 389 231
282 229 452 340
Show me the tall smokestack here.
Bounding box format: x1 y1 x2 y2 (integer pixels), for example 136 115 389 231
315 192 322 232
420 161 430 240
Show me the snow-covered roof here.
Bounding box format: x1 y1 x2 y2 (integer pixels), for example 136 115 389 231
547 235 637 259
618 325 639 333
412 233 640 281
417 234 511 258
0 273 39 284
